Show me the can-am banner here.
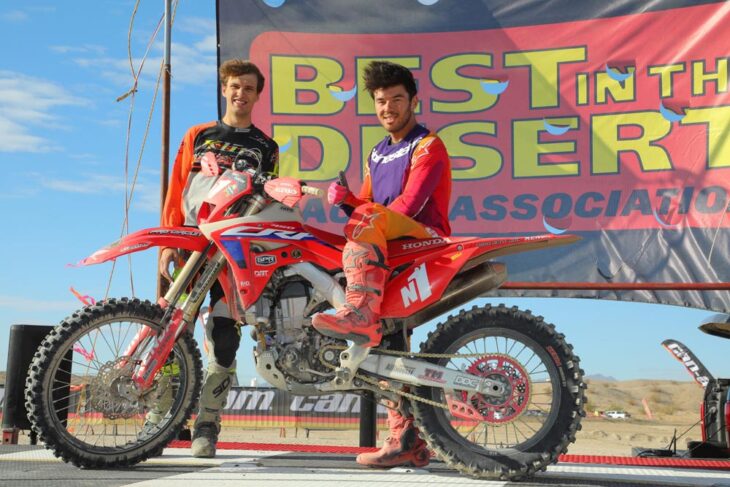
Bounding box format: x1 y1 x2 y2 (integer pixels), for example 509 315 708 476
0 386 385 428
217 0 730 313
218 387 386 428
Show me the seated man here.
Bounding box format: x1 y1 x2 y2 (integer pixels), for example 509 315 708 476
312 60 451 468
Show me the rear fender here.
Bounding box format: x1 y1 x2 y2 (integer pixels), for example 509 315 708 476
381 233 580 318
381 246 481 318
79 227 209 266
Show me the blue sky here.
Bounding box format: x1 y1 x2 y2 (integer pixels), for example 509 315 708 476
0 0 726 386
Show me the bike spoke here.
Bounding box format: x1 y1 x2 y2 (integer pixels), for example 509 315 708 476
31 304 197 462
437 330 562 450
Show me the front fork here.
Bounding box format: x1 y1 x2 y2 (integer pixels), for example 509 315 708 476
125 195 267 395
130 246 226 391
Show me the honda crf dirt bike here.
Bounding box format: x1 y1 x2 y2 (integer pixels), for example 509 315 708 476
25 161 585 480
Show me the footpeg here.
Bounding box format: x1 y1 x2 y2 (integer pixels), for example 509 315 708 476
332 343 371 387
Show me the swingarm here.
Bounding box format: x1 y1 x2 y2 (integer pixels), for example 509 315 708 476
313 343 505 399
358 351 506 398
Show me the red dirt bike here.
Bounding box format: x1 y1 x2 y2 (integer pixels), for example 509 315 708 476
25 161 584 480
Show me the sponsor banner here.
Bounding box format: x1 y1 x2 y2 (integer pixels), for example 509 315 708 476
0 386 383 428
661 338 714 387
218 0 730 312
222 387 386 418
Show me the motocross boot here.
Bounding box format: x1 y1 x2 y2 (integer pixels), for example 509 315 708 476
142 374 173 432
357 405 430 468
138 361 180 456
312 241 388 347
191 366 234 458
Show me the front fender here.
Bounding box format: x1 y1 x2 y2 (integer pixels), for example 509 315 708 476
79 227 209 266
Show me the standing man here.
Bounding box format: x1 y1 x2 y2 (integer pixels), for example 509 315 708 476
312 61 452 468
159 59 279 458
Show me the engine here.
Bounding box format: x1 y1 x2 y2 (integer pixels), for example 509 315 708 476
274 329 342 383
253 275 344 384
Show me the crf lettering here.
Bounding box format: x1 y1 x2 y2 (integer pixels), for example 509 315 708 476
223 226 312 241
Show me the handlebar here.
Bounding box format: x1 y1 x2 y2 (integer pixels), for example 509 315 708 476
301 185 324 198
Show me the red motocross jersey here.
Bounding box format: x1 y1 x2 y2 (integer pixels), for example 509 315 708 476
358 124 452 236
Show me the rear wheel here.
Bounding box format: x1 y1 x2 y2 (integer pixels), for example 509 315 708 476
25 298 203 468
411 304 585 480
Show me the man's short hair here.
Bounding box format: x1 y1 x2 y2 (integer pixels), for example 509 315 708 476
363 61 417 99
219 59 265 94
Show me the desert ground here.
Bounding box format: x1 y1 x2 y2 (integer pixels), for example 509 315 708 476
569 379 706 455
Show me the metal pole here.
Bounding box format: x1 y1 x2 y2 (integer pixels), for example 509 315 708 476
161 0 172 201
157 0 172 299
359 391 377 447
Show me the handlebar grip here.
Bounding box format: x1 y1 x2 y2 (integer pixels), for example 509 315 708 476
301 185 324 197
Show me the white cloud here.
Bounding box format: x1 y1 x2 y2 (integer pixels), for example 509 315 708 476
1 5 55 22
134 182 162 213
98 118 125 127
0 117 53 152
70 17 217 90
0 185 39 199
51 44 107 55
40 173 161 213
0 71 87 153
28 6 57 14
1 10 29 22
194 35 217 54
42 174 128 194
0 295 78 313
69 152 102 161
176 17 216 35
168 40 217 85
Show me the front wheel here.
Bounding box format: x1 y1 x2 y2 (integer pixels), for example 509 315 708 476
25 298 203 468
411 304 585 480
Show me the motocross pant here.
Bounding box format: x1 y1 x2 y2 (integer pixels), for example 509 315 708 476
312 203 432 346
311 203 439 345
344 202 440 249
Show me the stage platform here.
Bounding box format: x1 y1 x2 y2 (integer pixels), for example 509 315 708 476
1 444 729 486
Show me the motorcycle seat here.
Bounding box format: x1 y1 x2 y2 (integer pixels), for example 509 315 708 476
303 224 347 248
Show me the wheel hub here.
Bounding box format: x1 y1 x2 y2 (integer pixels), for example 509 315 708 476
461 354 531 424
88 357 142 419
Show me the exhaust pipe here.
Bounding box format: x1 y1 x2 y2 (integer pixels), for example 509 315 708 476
397 261 506 330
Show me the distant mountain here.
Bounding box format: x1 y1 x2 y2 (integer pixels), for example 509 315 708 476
585 374 618 382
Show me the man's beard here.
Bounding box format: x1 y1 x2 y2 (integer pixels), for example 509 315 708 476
385 109 414 135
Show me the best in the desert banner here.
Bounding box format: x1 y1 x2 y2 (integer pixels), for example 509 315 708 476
217 0 730 313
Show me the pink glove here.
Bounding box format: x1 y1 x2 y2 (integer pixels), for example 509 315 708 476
327 181 350 206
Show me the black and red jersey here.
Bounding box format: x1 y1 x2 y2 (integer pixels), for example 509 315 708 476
163 121 279 226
